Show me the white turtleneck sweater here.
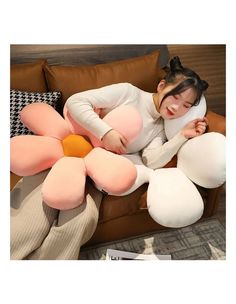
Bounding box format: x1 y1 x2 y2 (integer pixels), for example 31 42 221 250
65 83 188 169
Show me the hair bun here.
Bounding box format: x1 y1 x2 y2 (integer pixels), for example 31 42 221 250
201 80 209 91
170 56 184 72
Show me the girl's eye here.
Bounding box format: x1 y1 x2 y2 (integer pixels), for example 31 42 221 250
184 105 191 109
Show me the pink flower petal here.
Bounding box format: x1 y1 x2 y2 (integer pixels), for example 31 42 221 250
20 103 71 139
84 147 137 195
63 106 89 135
42 157 86 210
10 135 64 176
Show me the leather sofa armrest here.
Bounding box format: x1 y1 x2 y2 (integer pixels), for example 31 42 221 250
206 110 226 135
10 172 22 190
202 111 226 216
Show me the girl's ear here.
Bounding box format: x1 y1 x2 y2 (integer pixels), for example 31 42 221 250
157 80 166 92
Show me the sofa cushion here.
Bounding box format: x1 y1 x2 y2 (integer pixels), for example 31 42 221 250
99 183 148 223
11 60 48 92
10 89 61 137
44 50 165 104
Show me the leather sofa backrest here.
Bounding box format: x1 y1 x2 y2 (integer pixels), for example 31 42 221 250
44 50 165 104
10 59 48 92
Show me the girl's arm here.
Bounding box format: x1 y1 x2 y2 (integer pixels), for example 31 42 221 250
65 83 135 140
141 131 187 169
141 118 208 169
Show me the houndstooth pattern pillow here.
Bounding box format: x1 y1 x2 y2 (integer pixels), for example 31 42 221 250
10 89 61 137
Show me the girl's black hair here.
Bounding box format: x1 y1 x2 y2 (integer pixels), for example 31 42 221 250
161 56 209 106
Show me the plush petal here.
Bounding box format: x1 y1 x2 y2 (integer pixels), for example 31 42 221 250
147 168 204 228
64 105 143 148
63 106 89 135
42 157 86 210
20 103 71 139
10 135 64 176
119 165 153 196
84 147 137 195
102 105 143 144
177 132 226 188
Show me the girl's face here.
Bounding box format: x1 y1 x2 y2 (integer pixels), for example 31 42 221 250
157 81 197 120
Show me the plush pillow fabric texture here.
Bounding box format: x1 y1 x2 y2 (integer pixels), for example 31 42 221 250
84 147 137 196
147 168 204 228
10 89 61 137
42 157 87 210
20 103 71 140
44 50 165 104
10 135 64 176
177 132 226 188
64 104 143 148
10 60 48 92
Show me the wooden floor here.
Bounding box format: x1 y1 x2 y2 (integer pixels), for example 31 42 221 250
167 45 226 117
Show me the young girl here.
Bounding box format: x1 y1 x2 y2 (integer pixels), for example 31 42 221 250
65 56 209 168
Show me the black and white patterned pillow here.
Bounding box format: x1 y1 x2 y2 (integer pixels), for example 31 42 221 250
10 89 61 138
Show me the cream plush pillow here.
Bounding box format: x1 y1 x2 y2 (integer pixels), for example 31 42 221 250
147 168 204 228
177 132 226 188
164 94 207 140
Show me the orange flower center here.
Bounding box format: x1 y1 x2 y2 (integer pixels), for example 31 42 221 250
62 134 93 158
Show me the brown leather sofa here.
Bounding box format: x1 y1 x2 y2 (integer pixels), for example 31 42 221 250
10 50 226 247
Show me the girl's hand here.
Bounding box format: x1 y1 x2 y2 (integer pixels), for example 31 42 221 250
101 129 128 154
181 117 208 139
